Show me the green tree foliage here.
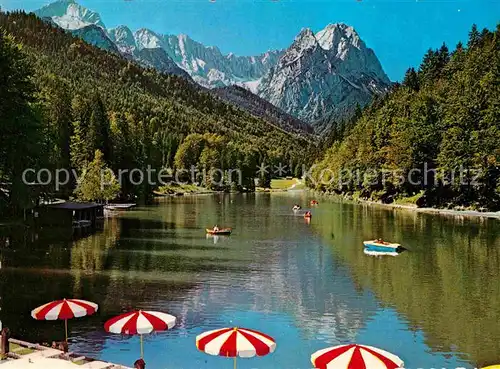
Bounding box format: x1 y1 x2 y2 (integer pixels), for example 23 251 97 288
174 133 206 172
312 24 500 210
0 11 312 210
403 67 419 91
75 150 120 202
468 24 480 48
86 94 111 161
0 29 41 215
70 120 87 170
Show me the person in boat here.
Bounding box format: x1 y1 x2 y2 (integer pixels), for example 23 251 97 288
213 225 219 232
305 211 312 217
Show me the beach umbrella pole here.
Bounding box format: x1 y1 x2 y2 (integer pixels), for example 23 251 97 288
65 319 68 343
234 356 237 369
140 334 144 359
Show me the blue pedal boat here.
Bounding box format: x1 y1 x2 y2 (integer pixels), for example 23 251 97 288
363 240 402 252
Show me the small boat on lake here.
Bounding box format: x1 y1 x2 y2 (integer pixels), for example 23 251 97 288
104 203 136 211
292 205 301 211
363 239 402 252
310 200 319 205
304 211 312 219
206 228 232 235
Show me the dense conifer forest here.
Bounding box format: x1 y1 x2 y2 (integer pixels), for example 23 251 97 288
0 11 313 216
311 24 500 211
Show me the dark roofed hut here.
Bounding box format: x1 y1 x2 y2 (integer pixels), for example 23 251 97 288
37 202 104 228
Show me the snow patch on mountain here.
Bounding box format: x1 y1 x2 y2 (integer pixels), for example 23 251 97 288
239 79 262 94
35 0 105 30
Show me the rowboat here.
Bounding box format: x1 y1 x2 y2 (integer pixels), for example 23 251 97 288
304 212 312 219
363 240 401 252
310 200 319 205
292 205 301 211
206 228 232 235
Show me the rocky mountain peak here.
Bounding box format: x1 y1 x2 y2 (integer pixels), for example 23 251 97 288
316 23 362 52
108 25 136 54
134 28 164 50
35 0 105 30
257 23 391 126
294 28 318 49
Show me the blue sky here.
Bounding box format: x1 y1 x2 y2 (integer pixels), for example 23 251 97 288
2 0 499 81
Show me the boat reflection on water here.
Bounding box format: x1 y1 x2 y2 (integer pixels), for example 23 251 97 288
205 234 230 244
363 247 406 257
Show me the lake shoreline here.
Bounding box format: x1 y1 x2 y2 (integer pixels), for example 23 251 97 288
311 191 500 219
363 200 500 219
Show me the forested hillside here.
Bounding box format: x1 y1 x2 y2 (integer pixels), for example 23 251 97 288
0 11 313 215
311 24 500 211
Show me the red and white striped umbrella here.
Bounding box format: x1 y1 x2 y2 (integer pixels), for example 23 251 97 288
31 299 98 342
32 299 98 321
196 327 276 369
104 310 176 358
311 344 404 369
104 310 176 335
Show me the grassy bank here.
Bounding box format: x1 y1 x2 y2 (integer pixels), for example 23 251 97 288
154 183 214 196
257 178 305 192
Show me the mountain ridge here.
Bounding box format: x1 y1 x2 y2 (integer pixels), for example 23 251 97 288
33 0 391 130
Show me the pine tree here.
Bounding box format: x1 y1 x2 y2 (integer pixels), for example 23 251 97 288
468 24 480 48
438 43 450 67
41 76 72 170
86 94 111 161
403 67 420 91
0 30 41 215
70 120 88 171
419 48 439 84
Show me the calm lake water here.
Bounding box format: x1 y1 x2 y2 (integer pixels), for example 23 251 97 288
1 193 499 369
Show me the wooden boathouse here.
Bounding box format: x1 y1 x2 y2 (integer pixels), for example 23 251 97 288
36 202 104 228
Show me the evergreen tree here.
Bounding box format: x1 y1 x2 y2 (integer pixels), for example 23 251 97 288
437 43 450 68
40 75 73 171
419 48 437 84
0 30 41 215
403 67 419 91
468 24 480 48
70 120 88 171
86 94 111 161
